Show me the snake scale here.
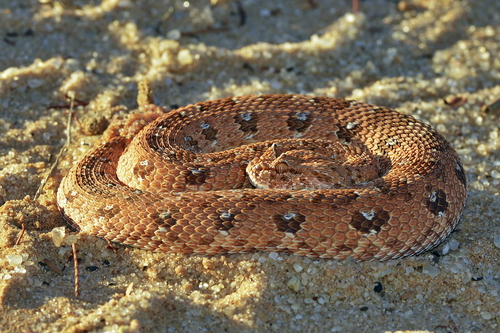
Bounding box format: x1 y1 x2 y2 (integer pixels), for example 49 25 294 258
57 94 467 261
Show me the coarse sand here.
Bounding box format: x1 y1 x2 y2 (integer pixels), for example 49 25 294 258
0 0 499 332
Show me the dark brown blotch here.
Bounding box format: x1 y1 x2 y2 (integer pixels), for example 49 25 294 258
150 208 178 229
96 205 121 220
184 137 200 152
336 124 355 143
273 212 306 233
426 189 449 215
154 208 179 241
214 211 238 231
201 125 218 142
133 162 155 179
286 111 313 133
233 112 259 137
180 167 208 186
350 209 390 234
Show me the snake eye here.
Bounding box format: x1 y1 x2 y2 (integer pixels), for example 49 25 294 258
275 162 288 173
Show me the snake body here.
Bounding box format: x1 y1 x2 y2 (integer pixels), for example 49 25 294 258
57 94 467 260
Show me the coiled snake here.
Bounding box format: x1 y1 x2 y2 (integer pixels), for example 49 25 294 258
57 94 467 260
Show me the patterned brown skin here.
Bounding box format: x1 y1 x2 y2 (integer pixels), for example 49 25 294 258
57 94 467 261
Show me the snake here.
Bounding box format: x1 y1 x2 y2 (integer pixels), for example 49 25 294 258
57 94 467 261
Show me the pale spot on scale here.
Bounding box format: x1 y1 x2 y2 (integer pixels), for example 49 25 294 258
157 227 169 232
104 205 114 210
211 140 218 147
361 211 375 220
296 111 310 121
293 133 303 138
218 230 229 236
140 160 149 166
241 112 252 121
220 212 231 218
429 191 437 202
386 137 398 146
70 191 77 196
284 212 296 220
346 122 358 130
200 123 210 129
245 134 254 140
159 212 171 219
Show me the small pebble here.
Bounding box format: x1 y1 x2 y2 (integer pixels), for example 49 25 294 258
167 29 181 40
268 252 279 260
422 264 441 278
442 239 460 254
51 227 66 247
481 311 492 320
177 49 193 66
494 235 500 249
6 254 23 266
286 277 301 292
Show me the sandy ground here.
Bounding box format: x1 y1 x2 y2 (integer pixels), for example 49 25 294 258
0 0 499 332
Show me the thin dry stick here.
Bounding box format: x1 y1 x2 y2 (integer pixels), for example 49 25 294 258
14 223 26 246
34 92 75 201
352 0 359 13
72 243 79 297
41 93 78 296
105 238 123 260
